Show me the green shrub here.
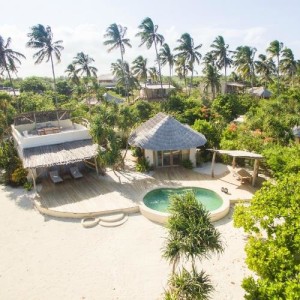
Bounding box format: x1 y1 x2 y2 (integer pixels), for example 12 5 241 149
136 157 150 172
23 181 33 191
11 167 28 186
132 147 143 158
181 159 193 169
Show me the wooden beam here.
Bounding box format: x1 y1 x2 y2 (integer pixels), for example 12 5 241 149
30 168 37 193
252 159 260 186
94 157 99 176
211 151 217 178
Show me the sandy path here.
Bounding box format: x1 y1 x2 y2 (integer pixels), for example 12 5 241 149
0 185 250 300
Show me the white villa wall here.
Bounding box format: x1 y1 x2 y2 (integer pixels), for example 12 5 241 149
12 123 91 150
189 148 197 167
144 149 154 165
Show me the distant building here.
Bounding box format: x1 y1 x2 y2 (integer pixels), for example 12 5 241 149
139 83 175 100
225 82 246 94
98 74 117 89
247 87 272 99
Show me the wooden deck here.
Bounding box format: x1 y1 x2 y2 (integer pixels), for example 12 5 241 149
37 165 258 218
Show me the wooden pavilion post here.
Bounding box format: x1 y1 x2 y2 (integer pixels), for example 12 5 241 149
252 159 260 186
94 157 99 176
30 169 37 193
211 151 217 178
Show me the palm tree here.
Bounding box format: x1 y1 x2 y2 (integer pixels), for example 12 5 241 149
0 35 25 97
159 43 174 87
267 40 283 93
72 52 98 77
163 192 223 299
65 63 80 85
174 33 202 94
132 56 148 86
27 24 63 107
104 23 131 98
280 48 297 86
210 35 232 92
174 56 189 90
255 54 275 87
202 64 221 99
233 46 257 88
136 17 164 87
148 66 159 83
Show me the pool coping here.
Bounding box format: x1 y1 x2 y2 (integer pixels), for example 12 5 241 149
139 185 230 225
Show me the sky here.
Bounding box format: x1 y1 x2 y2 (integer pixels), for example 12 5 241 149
1 0 300 78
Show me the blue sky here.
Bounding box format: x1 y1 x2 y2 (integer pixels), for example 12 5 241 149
1 0 300 78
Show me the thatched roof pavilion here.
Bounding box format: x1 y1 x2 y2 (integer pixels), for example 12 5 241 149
128 112 206 151
22 140 99 169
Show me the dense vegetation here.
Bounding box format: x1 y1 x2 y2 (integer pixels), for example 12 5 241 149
1 17 300 298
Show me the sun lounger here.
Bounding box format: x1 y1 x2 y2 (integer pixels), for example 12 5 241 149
49 170 63 183
70 166 83 179
236 168 252 184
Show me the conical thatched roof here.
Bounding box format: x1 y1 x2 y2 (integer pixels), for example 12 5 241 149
128 112 206 151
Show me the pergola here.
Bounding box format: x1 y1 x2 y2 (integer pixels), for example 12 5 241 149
209 149 263 186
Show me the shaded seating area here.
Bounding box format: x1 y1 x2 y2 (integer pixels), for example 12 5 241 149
49 170 63 183
70 166 83 179
236 168 252 184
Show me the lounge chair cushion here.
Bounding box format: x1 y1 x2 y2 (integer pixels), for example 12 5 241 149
49 171 63 183
70 167 83 179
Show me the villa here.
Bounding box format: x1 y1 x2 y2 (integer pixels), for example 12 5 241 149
11 110 99 190
128 112 206 167
139 83 175 100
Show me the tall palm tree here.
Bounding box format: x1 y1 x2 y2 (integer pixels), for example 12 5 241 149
267 40 283 93
27 24 63 107
159 43 174 87
72 52 98 77
210 35 232 92
136 17 164 88
202 64 221 99
103 23 131 98
148 66 159 83
280 48 297 86
65 63 80 85
255 54 275 87
174 33 202 94
132 56 148 86
175 56 189 90
0 35 25 97
233 46 257 88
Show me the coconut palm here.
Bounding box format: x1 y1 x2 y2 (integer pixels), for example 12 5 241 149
72 52 98 78
255 54 275 87
132 56 148 86
210 36 233 92
136 17 164 87
174 56 189 90
104 23 131 98
148 66 159 83
267 40 283 93
202 64 221 99
27 24 63 107
280 48 297 86
174 33 202 94
233 46 257 88
0 35 25 98
65 63 80 85
159 43 174 87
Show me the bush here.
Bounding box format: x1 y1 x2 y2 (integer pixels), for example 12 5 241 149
136 157 150 172
11 167 28 186
131 147 143 158
181 159 193 169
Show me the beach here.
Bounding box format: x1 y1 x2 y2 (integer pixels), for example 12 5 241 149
0 184 251 300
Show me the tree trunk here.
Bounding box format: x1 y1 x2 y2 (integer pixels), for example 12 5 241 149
169 64 172 88
154 41 163 89
50 54 58 108
120 50 129 102
189 68 194 96
277 55 280 95
224 56 227 94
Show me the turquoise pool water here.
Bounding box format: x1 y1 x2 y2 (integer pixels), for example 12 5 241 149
143 187 223 213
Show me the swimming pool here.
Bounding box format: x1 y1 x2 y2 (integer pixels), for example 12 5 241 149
140 187 230 224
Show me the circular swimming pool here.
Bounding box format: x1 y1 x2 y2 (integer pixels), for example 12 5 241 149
140 187 230 224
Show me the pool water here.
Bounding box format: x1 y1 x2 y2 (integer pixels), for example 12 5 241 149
143 187 223 213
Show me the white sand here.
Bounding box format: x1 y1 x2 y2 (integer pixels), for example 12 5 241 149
0 184 251 300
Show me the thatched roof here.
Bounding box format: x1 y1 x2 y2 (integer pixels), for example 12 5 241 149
128 112 206 151
22 139 99 169
247 87 272 98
